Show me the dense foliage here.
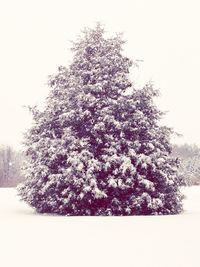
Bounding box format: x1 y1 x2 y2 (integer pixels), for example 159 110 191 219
18 25 183 215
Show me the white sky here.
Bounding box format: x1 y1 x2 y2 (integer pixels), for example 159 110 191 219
0 0 200 149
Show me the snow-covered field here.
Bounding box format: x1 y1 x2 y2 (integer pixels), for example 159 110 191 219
0 187 200 267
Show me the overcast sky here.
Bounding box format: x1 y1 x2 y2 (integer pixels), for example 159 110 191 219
0 0 200 149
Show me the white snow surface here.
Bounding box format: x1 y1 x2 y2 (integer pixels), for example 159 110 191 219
0 186 200 267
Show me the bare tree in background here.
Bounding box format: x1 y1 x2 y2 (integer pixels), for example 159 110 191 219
0 145 24 187
173 144 200 186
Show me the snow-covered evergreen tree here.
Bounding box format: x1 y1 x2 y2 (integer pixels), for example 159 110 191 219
18 24 183 215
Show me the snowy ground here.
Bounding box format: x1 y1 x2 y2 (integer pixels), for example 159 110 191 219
0 187 200 267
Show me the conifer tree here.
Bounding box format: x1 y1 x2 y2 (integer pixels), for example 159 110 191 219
18 24 183 215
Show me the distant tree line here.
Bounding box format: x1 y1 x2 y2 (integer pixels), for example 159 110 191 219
172 144 200 186
0 145 24 187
